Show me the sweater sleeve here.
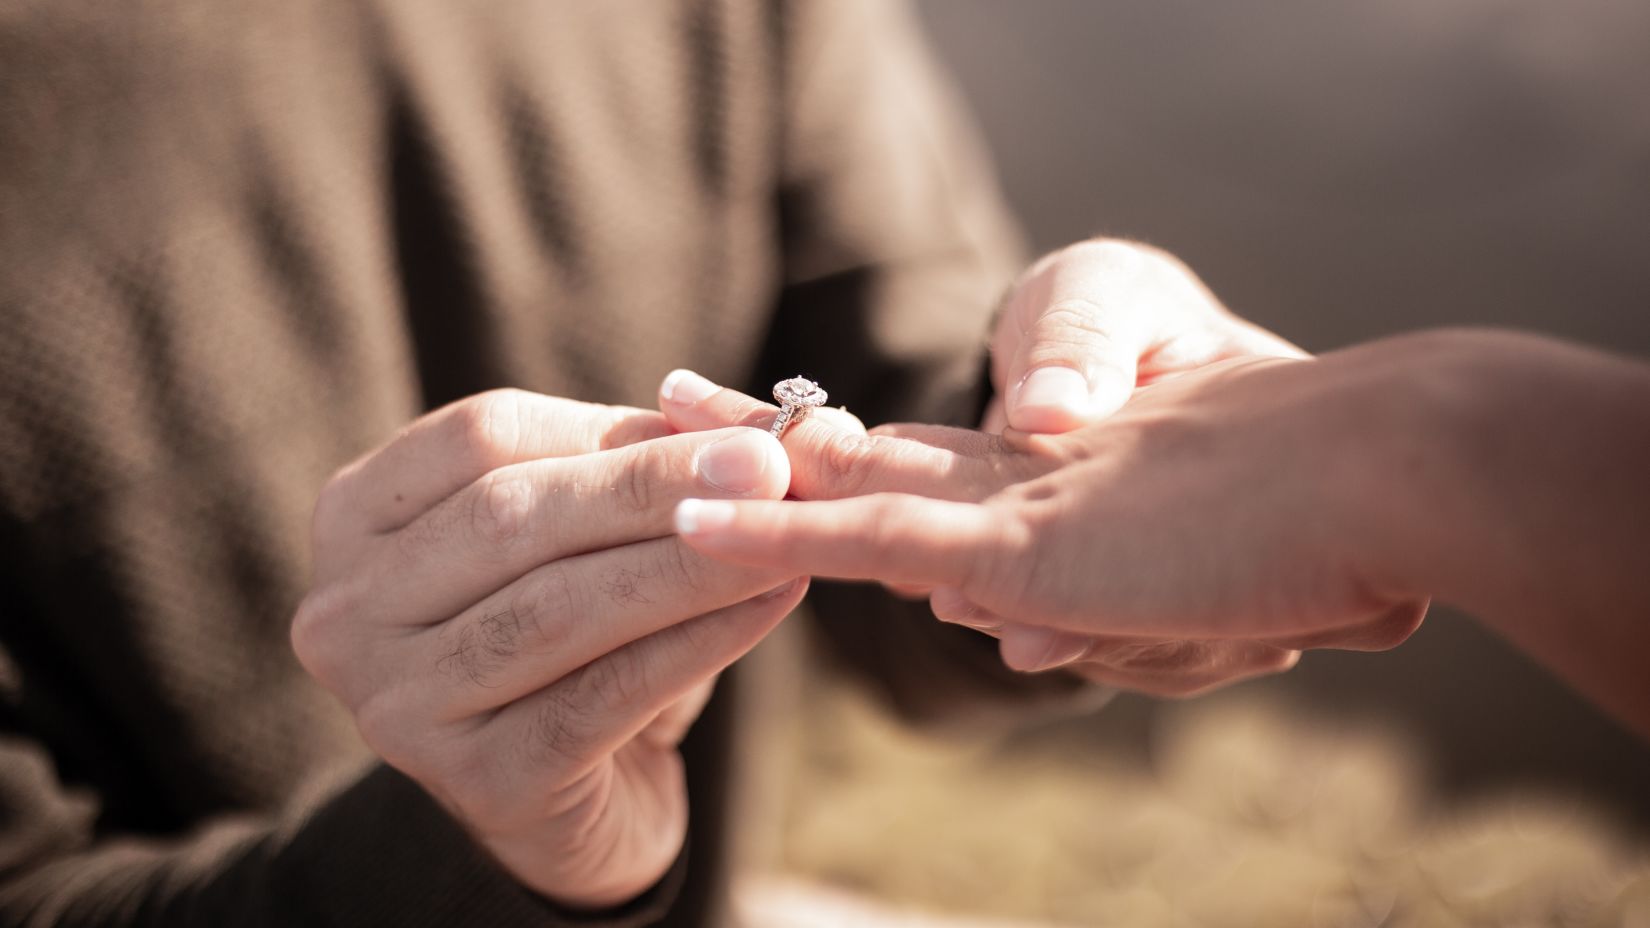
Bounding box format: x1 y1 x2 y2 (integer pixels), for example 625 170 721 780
0 732 681 928
755 0 1095 726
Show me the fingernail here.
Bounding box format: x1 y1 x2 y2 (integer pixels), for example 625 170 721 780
675 498 736 535
955 615 1005 633
1001 627 1093 673
662 368 718 405
758 576 806 601
696 430 774 493
931 589 1001 632
1013 366 1091 419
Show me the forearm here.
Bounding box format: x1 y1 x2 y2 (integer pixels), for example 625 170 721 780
1360 329 1650 735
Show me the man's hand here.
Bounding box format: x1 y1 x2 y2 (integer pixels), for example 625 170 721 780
663 361 1428 698
988 238 1305 433
291 390 806 909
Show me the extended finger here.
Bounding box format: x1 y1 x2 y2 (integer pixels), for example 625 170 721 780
364 427 790 626
999 626 1299 694
400 538 793 720
479 576 810 787
1261 599 1429 652
323 390 674 536
658 369 1016 502
1060 644 1301 698
674 494 1027 589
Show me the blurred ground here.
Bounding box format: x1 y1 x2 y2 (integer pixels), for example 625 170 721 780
767 671 1650 927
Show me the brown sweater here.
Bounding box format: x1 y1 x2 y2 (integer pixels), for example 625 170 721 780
0 0 1081 925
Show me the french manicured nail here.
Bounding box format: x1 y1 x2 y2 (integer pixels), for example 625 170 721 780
662 368 718 405
675 498 736 535
1013 366 1090 418
1002 627 1093 673
695 430 773 493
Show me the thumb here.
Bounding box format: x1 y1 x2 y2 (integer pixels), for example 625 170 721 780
1004 301 1140 433
997 241 1159 433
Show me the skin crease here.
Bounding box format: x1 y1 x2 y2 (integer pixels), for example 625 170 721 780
293 236 1313 910
661 357 1426 697
673 330 1650 741
292 390 808 909
291 237 1649 914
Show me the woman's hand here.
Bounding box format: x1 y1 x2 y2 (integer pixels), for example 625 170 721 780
668 352 1431 696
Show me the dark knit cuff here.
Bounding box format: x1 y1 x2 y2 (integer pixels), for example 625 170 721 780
279 765 683 928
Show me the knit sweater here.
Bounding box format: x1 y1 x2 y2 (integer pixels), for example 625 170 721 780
0 0 1067 925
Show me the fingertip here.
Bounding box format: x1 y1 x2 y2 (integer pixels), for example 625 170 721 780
660 368 719 406
999 625 1094 673
1008 363 1136 432
752 427 793 497
694 427 791 498
930 586 1002 632
674 498 736 536
1086 365 1135 418
1007 366 1091 433
1006 401 1088 434
758 575 811 603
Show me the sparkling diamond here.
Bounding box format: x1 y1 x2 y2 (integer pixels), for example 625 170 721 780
773 376 827 407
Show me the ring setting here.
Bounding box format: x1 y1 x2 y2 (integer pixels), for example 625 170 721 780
770 376 828 438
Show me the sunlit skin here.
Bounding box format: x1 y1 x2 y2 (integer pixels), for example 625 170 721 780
661 239 1338 697
292 394 809 909
291 237 1306 908
673 330 1650 739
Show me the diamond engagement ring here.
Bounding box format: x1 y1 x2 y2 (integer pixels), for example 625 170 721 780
770 376 828 438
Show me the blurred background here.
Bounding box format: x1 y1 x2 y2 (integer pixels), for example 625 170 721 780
756 1 1650 924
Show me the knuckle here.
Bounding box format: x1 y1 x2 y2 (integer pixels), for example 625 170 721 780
860 495 914 549
353 690 420 768
452 389 528 467
527 687 596 769
610 446 660 514
815 432 886 497
515 564 577 637
971 507 1038 602
466 470 536 549
596 563 655 607
657 540 706 594
578 648 648 710
289 586 350 689
438 570 573 687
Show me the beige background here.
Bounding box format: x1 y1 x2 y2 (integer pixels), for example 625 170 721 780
913 0 1650 821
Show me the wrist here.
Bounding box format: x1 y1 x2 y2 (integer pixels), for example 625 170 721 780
483 821 681 912
1335 330 1556 615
